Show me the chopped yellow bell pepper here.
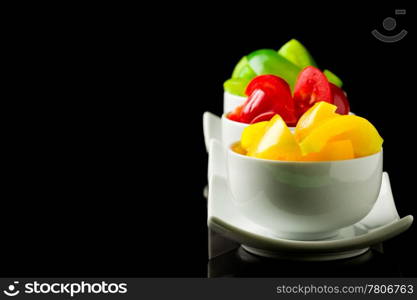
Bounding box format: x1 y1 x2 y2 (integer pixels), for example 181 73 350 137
241 121 268 152
300 140 354 161
235 104 383 162
248 115 301 161
231 142 247 155
295 101 338 142
299 115 383 157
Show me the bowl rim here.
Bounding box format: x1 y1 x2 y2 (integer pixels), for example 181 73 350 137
221 112 298 129
221 112 249 127
223 90 247 99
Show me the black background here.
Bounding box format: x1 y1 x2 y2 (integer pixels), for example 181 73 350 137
2 4 416 277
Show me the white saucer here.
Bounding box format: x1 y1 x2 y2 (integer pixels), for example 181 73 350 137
208 173 413 261
203 112 221 152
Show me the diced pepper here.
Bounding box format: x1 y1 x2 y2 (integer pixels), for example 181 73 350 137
248 115 301 161
224 78 251 97
247 49 301 90
330 83 350 115
293 66 333 118
231 56 257 80
231 142 247 155
241 121 268 152
299 115 383 157
300 140 354 161
324 69 343 88
244 75 297 124
295 101 338 142
278 39 318 69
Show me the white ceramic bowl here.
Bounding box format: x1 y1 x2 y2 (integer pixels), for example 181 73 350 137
221 113 248 150
223 91 246 113
203 111 247 152
226 147 383 240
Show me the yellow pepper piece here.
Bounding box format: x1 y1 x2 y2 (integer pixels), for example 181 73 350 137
231 142 247 155
299 115 383 157
241 121 268 152
295 101 338 142
300 140 354 161
249 115 301 161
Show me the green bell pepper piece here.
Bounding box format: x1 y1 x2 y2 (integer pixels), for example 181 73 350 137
231 56 257 80
223 78 250 97
247 49 300 90
323 69 343 87
278 39 317 69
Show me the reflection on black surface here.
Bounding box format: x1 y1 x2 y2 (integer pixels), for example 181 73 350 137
208 245 402 277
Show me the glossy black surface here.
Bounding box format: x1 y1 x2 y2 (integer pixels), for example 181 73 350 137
207 227 410 277
209 246 402 278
